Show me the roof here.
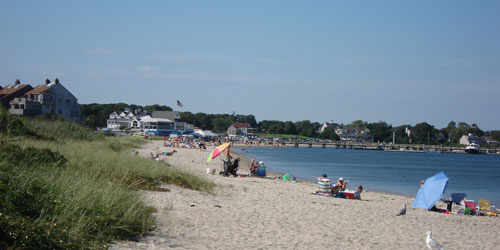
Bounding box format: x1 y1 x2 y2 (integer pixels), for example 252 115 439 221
0 84 32 95
151 111 181 121
140 117 173 123
25 82 57 95
231 123 251 128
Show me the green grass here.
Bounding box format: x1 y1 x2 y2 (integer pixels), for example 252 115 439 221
0 108 216 249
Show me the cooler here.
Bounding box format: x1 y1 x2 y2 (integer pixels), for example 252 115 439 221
342 190 360 200
257 165 266 177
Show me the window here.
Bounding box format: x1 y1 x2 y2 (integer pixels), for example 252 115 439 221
44 95 53 102
20 104 24 109
58 98 62 103
66 99 71 104
58 110 62 115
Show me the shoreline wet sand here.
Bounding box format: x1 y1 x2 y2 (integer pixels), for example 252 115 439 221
111 140 500 250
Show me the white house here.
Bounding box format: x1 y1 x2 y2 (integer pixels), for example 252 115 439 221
319 121 340 134
335 127 373 142
459 133 482 145
227 123 256 137
106 109 149 130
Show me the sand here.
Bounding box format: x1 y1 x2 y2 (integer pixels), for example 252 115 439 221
110 140 500 250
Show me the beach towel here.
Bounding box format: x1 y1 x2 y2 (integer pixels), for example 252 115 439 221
317 177 331 196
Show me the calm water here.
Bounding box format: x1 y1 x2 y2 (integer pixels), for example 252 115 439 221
234 147 500 205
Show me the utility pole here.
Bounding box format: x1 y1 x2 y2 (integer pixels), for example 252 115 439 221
393 130 396 145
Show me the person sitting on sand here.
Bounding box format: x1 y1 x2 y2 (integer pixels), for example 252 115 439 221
229 157 240 177
316 174 331 196
357 185 363 193
331 177 347 198
199 142 206 150
249 159 258 176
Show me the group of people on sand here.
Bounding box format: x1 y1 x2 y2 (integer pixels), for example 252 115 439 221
317 174 363 198
249 159 264 176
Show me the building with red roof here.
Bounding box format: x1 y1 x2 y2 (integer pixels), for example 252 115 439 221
227 123 256 137
8 78 80 122
0 80 33 109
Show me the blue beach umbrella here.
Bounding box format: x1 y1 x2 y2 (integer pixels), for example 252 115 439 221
411 171 449 210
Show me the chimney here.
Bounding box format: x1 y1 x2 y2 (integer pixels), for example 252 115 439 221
14 79 20 85
45 79 51 85
55 78 60 84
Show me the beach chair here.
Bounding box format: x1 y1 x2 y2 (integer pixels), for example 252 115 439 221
478 200 498 216
317 177 331 196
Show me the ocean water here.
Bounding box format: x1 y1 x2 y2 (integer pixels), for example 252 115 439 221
234 146 500 205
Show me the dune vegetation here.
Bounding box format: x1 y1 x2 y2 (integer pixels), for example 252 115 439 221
0 107 215 249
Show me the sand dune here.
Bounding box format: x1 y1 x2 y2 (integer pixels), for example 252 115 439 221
111 141 500 250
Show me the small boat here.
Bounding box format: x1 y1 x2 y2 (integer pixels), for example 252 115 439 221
465 142 480 154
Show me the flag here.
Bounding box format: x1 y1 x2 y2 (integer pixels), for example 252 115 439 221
177 100 183 108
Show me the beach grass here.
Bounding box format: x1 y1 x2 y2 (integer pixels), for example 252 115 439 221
0 108 215 249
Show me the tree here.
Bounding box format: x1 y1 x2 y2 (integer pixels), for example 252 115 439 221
212 116 234 132
412 122 438 144
490 130 500 141
143 104 172 113
283 121 297 135
367 121 392 143
348 120 367 128
394 125 411 144
320 127 340 141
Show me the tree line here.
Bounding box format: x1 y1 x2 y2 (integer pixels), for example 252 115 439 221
80 103 499 145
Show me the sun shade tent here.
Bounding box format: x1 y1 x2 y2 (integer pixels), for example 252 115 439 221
411 171 449 210
194 130 218 137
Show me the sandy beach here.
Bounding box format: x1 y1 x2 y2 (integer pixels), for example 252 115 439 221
111 140 500 250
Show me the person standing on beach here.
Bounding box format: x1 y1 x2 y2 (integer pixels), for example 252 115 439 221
222 146 232 176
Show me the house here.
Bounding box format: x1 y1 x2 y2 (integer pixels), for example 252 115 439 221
0 80 33 109
335 127 373 142
106 109 192 136
459 133 483 145
151 111 193 133
227 123 256 137
106 108 149 130
8 79 80 122
318 121 339 134
141 116 174 136
483 137 498 145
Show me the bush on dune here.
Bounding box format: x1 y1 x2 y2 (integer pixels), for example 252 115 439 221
0 111 215 249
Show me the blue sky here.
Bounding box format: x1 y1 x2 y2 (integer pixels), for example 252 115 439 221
1 1 499 130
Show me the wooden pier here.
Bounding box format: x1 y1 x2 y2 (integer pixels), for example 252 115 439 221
269 141 500 154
